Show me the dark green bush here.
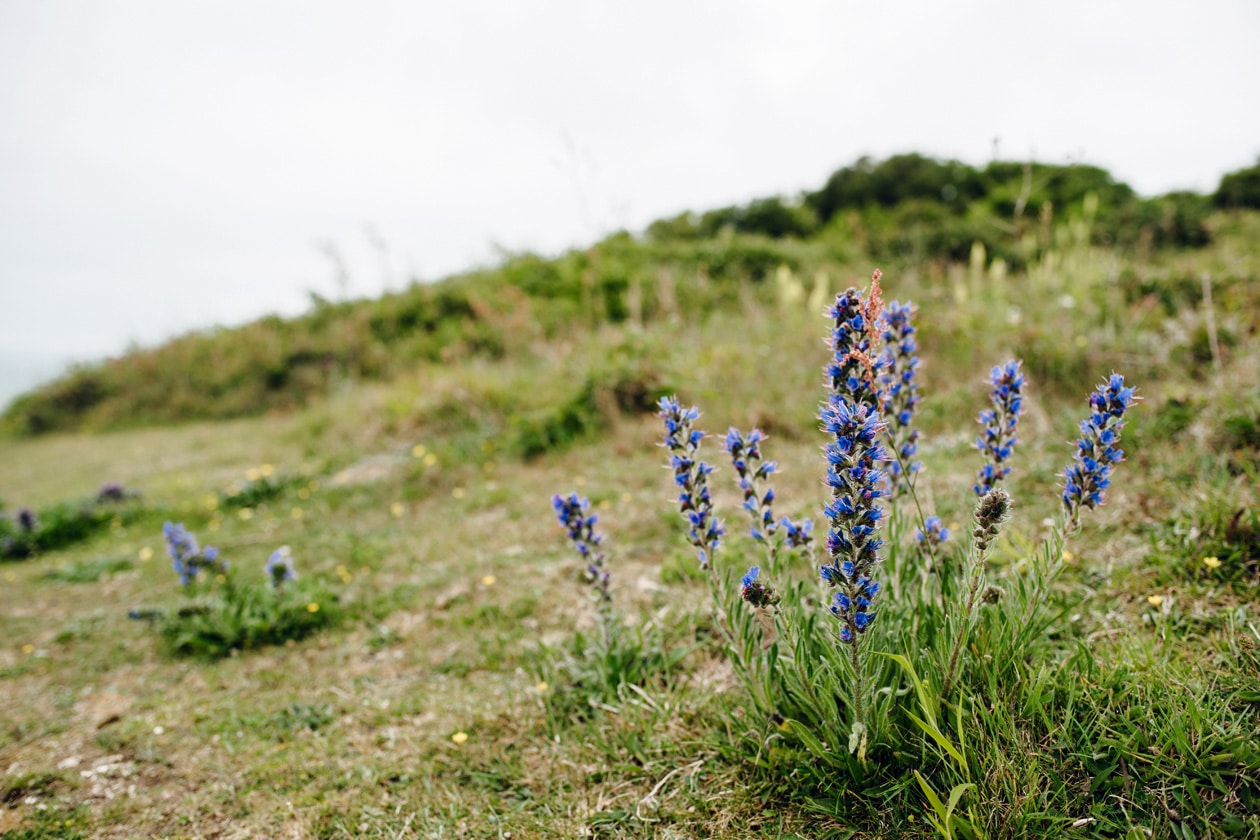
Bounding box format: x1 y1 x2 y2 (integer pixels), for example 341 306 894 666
1215 158 1260 209
1 495 138 560
147 578 343 659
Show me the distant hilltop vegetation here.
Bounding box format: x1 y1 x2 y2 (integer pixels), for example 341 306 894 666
6 153 1260 437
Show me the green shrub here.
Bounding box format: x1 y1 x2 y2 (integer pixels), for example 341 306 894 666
1215 158 1260 209
146 578 342 659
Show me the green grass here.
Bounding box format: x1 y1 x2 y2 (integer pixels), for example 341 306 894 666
1 210 1259 837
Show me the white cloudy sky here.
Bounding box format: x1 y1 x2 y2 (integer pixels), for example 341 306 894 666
1 0 1258 407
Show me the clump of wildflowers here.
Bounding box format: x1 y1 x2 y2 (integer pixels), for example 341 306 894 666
163 521 226 587
1063 373 1136 530
879 300 922 496
973 360 1025 496
552 492 611 608
265 546 297 589
97 483 136 503
659 396 724 570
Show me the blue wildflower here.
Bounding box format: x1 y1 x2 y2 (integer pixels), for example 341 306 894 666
163 521 226 586
1063 373 1137 530
818 277 889 648
16 508 37 533
879 300 923 495
265 546 297 588
824 272 887 413
552 492 611 606
915 515 950 552
723 427 781 543
973 360 1025 496
740 565 780 609
659 397 725 570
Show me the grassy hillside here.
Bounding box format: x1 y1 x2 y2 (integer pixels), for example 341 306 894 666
1 160 1259 837
6 153 1255 438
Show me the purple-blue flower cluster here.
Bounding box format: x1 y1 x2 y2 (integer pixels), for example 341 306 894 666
973 360 1025 496
16 508 37 534
879 300 922 495
1063 373 1136 528
724 427 778 543
725 426 815 565
825 278 887 412
780 517 815 553
659 396 725 570
163 521 226 587
915 515 950 551
552 491 611 605
740 565 780 609
819 280 890 646
265 546 297 588
819 387 889 645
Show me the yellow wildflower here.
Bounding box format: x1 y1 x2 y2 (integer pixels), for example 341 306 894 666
1147 594 1164 607
1203 556 1221 570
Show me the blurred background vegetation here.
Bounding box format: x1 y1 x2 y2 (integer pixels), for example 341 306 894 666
4 152 1259 437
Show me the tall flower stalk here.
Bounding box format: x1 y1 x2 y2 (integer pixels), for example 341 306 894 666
973 360 1025 496
942 488 1011 698
1011 373 1136 656
879 300 922 497
553 492 614 646
659 396 724 572
1063 373 1137 532
818 276 889 745
163 521 226 588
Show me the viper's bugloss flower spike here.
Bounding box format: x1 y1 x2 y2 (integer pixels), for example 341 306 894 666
724 427 780 544
266 546 297 588
973 359 1025 496
879 300 922 496
163 521 225 586
819 281 889 648
1063 373 1137 530
552 492 611 605
659 397 725 570
824 273 887 413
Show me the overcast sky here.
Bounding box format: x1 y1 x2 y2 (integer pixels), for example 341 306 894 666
2 0 1258 408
